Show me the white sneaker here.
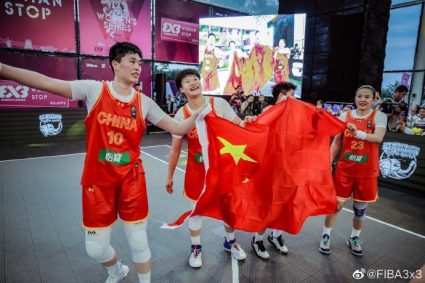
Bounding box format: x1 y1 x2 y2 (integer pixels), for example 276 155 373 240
319 234 331 255
224 239 247 260
105 263 129 283
189 245 202 268
251 237 270 259
267 234 289 254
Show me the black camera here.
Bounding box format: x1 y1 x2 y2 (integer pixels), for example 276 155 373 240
380 100 408 114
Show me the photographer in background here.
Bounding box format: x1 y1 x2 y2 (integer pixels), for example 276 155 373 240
379 85 408 132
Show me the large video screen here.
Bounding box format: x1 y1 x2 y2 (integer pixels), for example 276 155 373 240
199 14 306 97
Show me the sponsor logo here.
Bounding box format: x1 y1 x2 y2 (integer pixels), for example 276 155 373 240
39 114 63 137
379 142 420 180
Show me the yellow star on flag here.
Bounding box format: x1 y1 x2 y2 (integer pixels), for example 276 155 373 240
217 137 257 165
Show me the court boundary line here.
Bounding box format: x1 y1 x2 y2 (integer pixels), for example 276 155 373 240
0 145 170 163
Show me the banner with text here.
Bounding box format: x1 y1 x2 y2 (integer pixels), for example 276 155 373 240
160 17 199 45
0 0 75 52
79 0 151 58
0 54 77 109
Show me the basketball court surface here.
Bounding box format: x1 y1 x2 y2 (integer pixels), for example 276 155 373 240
0 135 424 283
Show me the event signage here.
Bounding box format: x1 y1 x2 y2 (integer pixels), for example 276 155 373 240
39 113 63 137
0 81 70 108
161 17 199 44
379 142 420 180
0 0 75 52
79 0 151 58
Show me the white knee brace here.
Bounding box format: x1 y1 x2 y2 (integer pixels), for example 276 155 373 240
85 228 115 263
124 222 151 263
188 216 202 231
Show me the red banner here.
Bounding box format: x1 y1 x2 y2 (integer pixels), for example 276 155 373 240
0 1 75 52
160 17 199 44
79 0 151 58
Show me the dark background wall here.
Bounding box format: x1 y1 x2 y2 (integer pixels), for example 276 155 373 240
279 0 391 104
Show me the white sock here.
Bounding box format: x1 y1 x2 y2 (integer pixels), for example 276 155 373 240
225 232 235 242
254 233 264 242
138 271 151 283
351 228 361 238
272 229 282 238
323 226 332 236
106 260 122 275
191 235 201 246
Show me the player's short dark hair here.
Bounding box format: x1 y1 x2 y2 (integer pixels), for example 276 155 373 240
271 82 297 101
175 69 201 89
395 85 408 94
109 42 142 71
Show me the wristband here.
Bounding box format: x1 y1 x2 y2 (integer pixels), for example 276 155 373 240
355 130 367 140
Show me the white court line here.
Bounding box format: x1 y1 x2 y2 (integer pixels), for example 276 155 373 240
0 144 170 163
141 151 185 173
232 257 239 283
143 151 425 240
342 208 425 239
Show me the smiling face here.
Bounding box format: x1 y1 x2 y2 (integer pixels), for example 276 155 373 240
355 87 375 111
419 108 425 119
112 52 142 85
179 74 202 98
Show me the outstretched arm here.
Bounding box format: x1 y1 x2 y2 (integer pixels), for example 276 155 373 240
166 137 183 194
0 63 72 98
156 109 201 136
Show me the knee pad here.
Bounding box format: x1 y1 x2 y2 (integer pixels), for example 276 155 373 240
85 229 115 263
188 216 202 231
353 201 368 220
124 222 151 263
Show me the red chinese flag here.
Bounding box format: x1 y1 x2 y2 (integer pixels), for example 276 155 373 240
167 99 345 234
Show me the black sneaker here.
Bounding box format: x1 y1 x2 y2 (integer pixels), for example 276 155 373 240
251 237 270 259
347 236 363 256
267 234 289 254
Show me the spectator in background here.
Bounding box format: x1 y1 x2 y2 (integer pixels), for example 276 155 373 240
380 85 408 132
254 93 268 115
165 94 172 114
334 106 342 117
240 94 255 118
326 105 333 115
175 91 187 110
403 106 425 135
342 105 352 114
316 99 324 109
229 85 245 115
407 104 420 127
